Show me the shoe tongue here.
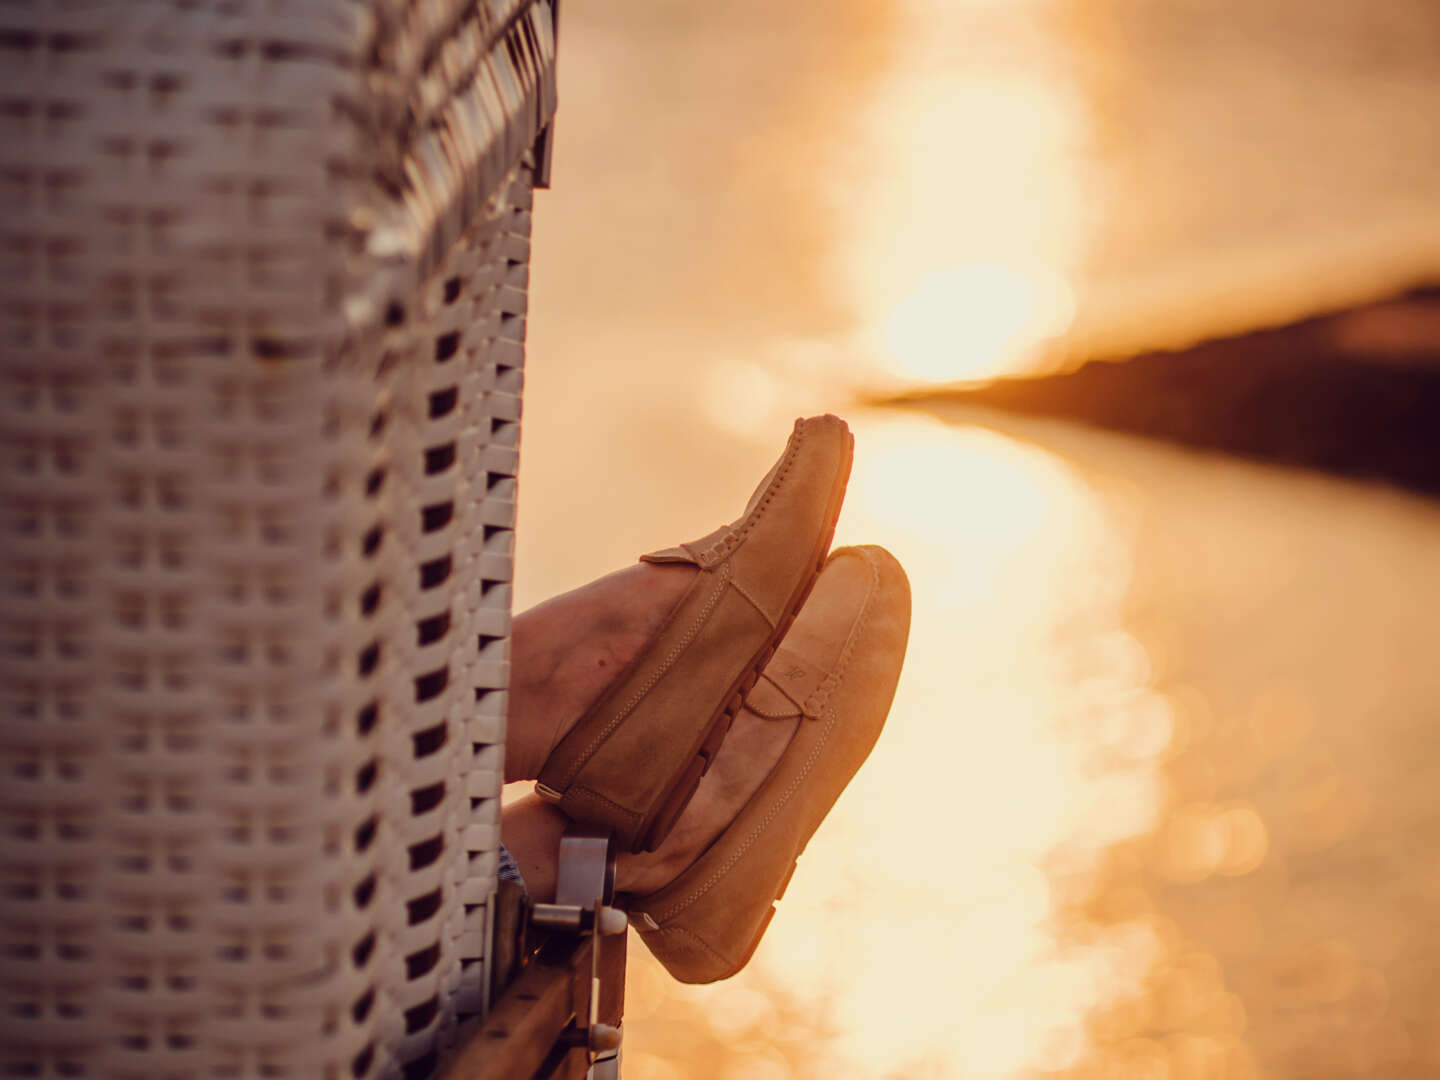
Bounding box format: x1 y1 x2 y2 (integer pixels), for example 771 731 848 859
745 645 830 720
639 522 735 568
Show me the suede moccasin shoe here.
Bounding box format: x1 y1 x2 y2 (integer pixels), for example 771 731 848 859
536 415 854 853
627 544 910 983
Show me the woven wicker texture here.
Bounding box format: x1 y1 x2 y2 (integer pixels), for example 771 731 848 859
0 2 555 1078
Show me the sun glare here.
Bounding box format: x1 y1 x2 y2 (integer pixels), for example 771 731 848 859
882 262 1075 383
838 0 1090 387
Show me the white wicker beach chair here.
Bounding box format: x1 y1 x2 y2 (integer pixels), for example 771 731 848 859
0 2 556 1077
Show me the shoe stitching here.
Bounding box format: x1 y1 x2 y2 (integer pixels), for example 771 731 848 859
652 704 840 923
571 784 644 827
727 575 778 628
656 560 881 919
746 701 799 720
652 569 880 923
556 562 733 788
697 421 808 564
803 549 880 717
645 925 734 970
747 671 806 717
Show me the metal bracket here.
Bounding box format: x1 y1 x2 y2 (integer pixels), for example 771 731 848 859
530 824 623 933
446 823 627 1080
529 824 627 1078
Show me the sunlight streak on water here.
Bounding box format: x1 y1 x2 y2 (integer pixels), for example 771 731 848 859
882 262 1076 383
629 414 1173 1078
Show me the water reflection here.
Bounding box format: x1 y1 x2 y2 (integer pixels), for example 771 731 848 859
597 403 1440 1079
518 0 1440 1074
882 262 1076 384
622 413 1172 1078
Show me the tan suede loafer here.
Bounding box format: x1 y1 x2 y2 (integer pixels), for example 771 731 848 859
536 415 854 853
627 544 910 983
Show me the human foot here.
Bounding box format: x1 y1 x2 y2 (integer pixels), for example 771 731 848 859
505 561 697 783
499 704 796 903
627 545 910 983
501 546 909 911
536 415 854 853
614 701 797 897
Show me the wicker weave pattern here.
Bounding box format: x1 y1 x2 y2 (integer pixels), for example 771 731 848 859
1 2 554 1078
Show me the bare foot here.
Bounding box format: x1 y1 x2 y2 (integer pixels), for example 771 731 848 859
505 561 697 783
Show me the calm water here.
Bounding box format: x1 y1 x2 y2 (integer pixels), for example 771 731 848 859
515 1 1440 1076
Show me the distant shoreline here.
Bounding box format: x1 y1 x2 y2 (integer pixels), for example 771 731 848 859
876 286 1440 496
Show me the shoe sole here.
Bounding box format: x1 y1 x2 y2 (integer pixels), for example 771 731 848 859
632 432 854 854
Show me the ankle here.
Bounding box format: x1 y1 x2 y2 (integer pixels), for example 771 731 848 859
504 562 699 782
